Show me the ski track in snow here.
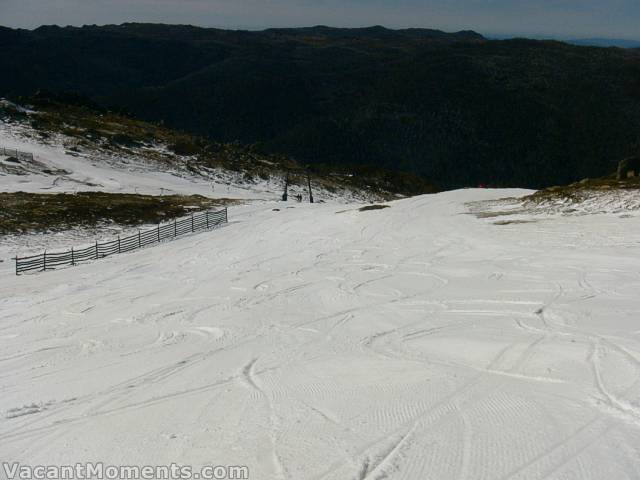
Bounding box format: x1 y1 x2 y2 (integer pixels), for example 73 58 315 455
1 189 640 479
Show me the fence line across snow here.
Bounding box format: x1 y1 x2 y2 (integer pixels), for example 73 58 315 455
1 146 34 161
15 207 228 275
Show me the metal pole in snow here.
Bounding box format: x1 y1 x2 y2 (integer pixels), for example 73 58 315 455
282 171 289 201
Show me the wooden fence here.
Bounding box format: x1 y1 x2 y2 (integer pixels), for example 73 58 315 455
1 147 34 161
15 208 228 275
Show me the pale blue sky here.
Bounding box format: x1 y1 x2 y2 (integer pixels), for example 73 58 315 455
1 0 638 40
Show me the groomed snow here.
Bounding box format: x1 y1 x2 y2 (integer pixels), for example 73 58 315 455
1 189 640 479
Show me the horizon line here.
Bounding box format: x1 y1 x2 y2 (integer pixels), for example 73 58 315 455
1 22 639 44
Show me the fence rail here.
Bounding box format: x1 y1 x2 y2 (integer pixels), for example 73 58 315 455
1 146 34 161
15 208 228 275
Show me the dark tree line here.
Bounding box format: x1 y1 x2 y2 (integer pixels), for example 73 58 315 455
1 24 639 189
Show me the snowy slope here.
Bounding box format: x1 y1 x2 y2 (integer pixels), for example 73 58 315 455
0 119 371 203
1 189 640 479
468 189 640 218
0 120 268 199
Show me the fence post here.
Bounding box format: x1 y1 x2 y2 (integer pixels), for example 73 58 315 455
71 247 75 266
191 213 194 232
206 211 209 229
138 230 141 249
224 207 228 223
118 236 121 254
174 219 177 237
15 257 18 276
157 223 160 243
95 241 99 259
43 251 47 272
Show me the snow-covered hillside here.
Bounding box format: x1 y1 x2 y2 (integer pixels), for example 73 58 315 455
0 119 269 200
0 117 373 203
2 189 640 479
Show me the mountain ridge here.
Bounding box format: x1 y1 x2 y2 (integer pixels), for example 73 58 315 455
568 37 640 49
1 23 639 189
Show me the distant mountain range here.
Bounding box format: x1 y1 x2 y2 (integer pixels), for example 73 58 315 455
489 35 640 49
1 23 639 189
567 38 640 49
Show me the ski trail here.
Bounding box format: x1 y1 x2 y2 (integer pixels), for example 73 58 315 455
589 342 640 425
240 358 286 479
3 189 640 478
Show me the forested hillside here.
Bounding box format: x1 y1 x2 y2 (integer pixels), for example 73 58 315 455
1 23 639 188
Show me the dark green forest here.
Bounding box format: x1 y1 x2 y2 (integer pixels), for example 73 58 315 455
1 23 639 189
